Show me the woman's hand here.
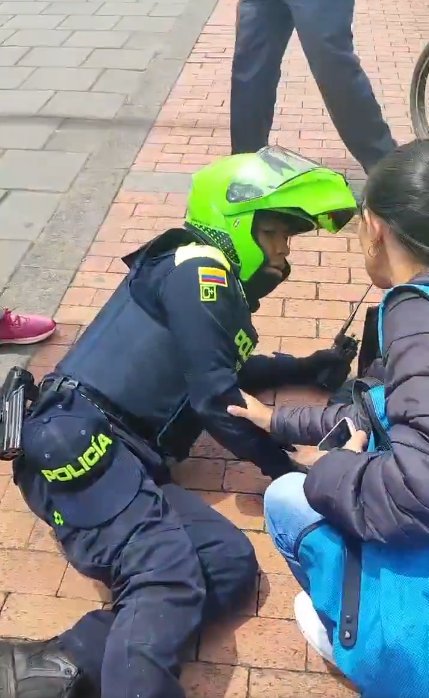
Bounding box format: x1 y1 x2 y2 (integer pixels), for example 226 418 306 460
227 390 273 432
343 430 368 453
293 445 327 467
291 430 368 467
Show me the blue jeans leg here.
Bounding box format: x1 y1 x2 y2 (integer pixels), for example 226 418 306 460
264 473 336 641
264 472 323 591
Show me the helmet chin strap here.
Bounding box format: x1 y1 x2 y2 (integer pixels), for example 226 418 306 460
242 260 291 312
184 220 291 310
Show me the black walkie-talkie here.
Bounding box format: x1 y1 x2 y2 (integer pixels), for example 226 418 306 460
315 285 373 391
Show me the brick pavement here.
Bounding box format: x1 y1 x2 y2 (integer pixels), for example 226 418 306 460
1 0 428 695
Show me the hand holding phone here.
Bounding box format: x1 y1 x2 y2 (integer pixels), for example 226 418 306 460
317 417 356 451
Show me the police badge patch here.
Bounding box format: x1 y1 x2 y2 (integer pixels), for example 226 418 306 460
200 284 217 302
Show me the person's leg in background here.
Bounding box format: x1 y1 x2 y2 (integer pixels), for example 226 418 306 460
286 0 396 173
161 483 258 621
230 0 294 154
0 307 56 345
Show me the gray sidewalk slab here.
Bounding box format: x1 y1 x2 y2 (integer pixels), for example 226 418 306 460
0 0 217 378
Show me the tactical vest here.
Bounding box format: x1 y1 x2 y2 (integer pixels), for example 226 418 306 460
57 240 252 461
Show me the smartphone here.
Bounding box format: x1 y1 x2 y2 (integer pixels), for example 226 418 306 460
317 417 356 451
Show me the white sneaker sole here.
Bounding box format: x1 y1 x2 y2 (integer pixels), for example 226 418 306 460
294 591 335 665
0 327 56 345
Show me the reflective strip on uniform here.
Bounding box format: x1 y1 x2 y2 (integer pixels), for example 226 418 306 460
174 243 231 271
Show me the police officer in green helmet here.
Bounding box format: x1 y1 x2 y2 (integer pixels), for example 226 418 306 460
0 146 356 698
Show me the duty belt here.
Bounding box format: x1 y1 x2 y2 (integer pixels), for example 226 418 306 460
39 375 157 447
34 375 167 482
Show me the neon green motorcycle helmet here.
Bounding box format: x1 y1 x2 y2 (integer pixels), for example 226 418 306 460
185 146 357 282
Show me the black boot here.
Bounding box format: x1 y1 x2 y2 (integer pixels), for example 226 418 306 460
0 637 89 697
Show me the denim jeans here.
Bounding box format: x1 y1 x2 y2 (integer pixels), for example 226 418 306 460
264 472 337 639
264 472 323 590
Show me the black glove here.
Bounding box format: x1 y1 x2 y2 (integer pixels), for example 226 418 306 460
269 451 309 480
287 457 309 477
238 353 301 393
239 350 351 394
298 347 352 391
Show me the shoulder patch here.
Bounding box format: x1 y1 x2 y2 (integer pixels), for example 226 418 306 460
198 266 227 287
174 243 231 271
200 285 217 302
198 266 228 302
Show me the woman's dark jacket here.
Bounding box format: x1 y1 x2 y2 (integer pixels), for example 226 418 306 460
271 276 429 546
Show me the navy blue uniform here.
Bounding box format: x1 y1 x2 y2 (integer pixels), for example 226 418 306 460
15 235 306 698
55 236 297 478
17 433 256 698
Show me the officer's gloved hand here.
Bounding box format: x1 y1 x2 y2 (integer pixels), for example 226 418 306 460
298 348 352 391
239 350 351 394
269 452 309 480
288 458 309 477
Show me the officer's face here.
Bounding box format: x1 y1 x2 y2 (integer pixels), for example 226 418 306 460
255 215 292 278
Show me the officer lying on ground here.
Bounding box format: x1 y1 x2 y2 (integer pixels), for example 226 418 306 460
0 146 356 698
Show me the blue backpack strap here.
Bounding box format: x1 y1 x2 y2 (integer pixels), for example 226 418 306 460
377 283 429 354
369 283 429 452
367 384 387 451
369 384 386 426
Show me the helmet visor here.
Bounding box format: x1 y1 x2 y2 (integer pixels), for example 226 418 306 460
267 206 356 234
317 208 356 233
270 207 317 233
226 146 357 233
226 146 321 204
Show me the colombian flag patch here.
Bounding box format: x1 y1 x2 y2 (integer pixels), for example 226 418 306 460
198 266 228 287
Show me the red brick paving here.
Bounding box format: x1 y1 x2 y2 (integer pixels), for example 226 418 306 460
1 0 427 695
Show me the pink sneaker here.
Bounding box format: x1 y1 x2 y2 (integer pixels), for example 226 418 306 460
0 309 56 345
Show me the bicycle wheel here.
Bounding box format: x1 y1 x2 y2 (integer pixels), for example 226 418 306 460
410 42 429 139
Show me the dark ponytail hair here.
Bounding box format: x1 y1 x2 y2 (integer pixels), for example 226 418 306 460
365 139 429 264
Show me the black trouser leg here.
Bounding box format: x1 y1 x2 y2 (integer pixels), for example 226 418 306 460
287 0 396 171
58 485 258 696
231 0 294 153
